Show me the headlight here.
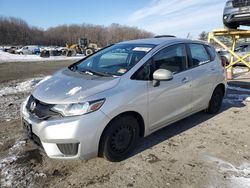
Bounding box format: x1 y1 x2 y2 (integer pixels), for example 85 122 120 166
225 1 233 8
52 99 105 116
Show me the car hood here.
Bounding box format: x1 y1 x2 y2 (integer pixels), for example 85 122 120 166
32 68 120 104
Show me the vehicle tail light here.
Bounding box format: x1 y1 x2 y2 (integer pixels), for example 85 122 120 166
220 56 227 67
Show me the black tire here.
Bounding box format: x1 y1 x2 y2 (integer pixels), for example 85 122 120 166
99 115 140 162
224 22 239 29
19 52 23 55
40 50 50 57
206 87 224 114
84 48 94 56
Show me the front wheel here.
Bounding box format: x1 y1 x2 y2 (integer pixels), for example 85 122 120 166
206 87 224 114
99 115 140 162
84 48 94 56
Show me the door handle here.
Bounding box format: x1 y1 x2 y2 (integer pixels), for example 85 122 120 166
182 77 189 83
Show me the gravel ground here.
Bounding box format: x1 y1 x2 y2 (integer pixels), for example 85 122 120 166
0 63 250 188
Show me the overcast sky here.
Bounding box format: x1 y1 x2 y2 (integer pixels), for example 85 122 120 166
0 0 227 38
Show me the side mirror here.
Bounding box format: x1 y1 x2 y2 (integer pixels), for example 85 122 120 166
153 69 173 87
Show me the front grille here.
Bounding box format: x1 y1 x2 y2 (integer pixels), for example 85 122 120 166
57 143 79 156
26 95 60 120
233 0 250 7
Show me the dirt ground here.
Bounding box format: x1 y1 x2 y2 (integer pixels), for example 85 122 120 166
0 60 76 82
0 62 250 188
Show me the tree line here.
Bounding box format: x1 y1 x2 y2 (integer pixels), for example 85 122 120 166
198 31 233 48
0 17 154 47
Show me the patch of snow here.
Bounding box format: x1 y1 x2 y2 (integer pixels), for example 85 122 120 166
66 86 82 96
0 50 85 63
246 97 250 102
206 156 250 188
229 176 250 188
0 139 47 187
0 156 18 169
34 172 47 178
9 140 26 151
0 77 46 96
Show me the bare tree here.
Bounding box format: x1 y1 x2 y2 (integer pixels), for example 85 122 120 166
198 31 208 41
0 16 154 47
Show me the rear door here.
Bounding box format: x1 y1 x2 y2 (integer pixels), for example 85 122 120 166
187 43 218 111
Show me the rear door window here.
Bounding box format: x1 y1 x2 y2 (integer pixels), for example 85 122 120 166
189 44 210 67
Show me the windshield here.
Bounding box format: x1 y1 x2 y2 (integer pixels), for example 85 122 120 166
71 43 155 76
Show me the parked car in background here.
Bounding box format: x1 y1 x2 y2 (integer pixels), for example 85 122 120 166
15 45 40 55
223 0 250 29
218 43 250 65
3 46 19 54
21 37 226 162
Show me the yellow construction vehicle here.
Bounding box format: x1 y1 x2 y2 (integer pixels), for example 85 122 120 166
63 38 98 56
40 38 99 58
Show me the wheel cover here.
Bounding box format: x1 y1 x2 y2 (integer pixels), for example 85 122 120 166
110 125 133 153
212 92 222 109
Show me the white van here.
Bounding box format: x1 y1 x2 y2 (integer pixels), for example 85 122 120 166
16 45 40 55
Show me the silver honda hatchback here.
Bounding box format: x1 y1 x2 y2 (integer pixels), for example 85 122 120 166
21 37 227 162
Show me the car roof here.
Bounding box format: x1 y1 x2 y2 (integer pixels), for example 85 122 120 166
118 37 203 46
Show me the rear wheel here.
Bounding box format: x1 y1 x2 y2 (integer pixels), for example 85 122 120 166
206 87 224 114
99 115 140 162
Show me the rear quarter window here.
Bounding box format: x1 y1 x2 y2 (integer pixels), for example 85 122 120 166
206 45 217 61
189 44 210 67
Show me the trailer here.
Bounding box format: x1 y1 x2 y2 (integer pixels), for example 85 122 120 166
208 28 250 79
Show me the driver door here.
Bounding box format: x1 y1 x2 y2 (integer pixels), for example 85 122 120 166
148 44 193 131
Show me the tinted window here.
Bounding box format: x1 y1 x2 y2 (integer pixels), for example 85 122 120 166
235 45 248 53
189 44 210 67
153 44 188 74
206 45 217 61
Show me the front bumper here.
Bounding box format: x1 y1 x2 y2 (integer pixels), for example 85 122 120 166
223 7 250 25
21 100 110 160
